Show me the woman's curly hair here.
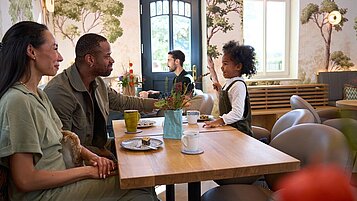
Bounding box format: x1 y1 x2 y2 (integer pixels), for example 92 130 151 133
222 40 257 78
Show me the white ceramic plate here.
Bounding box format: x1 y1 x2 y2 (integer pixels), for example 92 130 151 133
120 137 163 151
137 120 156 128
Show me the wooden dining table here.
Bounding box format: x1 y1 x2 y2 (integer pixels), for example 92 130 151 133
113 117 300 201
336 100 357 110
112 117 236 138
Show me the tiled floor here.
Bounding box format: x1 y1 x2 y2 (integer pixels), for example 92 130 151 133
156 181 218 201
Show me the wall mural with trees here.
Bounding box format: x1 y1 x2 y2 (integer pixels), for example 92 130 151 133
8 0 33 23
54 0 124 46
206 0 242 60
301 0 353 72
1 0 356 85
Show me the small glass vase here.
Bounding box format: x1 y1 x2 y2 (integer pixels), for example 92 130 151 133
122 85 136 96
163 109 183 139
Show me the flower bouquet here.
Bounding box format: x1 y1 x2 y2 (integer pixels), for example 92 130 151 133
154 82 191 110
154 82 191 139
118 62 142 96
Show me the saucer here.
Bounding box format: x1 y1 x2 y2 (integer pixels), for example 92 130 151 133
181 148 204 155
125 129 143 134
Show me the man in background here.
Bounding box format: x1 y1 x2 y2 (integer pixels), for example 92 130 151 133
140 50 199 99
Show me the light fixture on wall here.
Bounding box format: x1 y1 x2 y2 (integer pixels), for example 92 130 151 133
45 0 55 12
328 11 342 25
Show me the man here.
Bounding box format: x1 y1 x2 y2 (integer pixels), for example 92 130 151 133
140 50 198 99
44 33 156 159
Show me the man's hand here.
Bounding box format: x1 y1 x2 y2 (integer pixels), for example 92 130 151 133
139 90 160 98
139 91 149 98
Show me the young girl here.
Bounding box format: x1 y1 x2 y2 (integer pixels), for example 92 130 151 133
204 41 257 136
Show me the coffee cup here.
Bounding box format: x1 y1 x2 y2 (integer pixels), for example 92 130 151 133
124 110 141 133
181 130 199 152
186 110 200 124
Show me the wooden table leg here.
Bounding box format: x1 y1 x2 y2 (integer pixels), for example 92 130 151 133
166 184 175 201
188 182 201 201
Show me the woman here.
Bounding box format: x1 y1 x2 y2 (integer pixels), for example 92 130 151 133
0 21 157 201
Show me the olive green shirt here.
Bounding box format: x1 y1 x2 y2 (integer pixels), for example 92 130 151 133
0 84 65 200
44 64 156 151
0 84 157 201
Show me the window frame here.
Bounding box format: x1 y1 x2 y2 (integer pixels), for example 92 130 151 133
243 0 298 81
140 0 202 91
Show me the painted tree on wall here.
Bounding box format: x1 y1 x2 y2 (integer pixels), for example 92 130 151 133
353 17 357 39
330 51 354 71
301 0 348 71
206 0 243 59
54 0 124 46
8 0 33 23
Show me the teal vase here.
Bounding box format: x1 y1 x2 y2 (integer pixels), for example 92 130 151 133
163 109 183 139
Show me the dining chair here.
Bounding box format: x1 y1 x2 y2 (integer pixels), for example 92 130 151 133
317 107 357 122
289 95 321 123
201 123 353 201
199 93 214 115
252 109 315 142
290 95 357 124
323 118 357 186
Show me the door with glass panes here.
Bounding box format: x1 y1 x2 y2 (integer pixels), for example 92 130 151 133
140 0 202 93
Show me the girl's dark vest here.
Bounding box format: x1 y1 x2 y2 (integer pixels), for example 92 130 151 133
219 80 253 136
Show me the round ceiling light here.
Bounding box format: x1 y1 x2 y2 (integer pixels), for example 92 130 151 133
328 11 342 25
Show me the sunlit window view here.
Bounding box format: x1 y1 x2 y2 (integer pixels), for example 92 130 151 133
243 0 286 74
150 0 192 72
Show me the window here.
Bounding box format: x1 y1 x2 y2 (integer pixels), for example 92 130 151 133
150 0 192 72
243 0 298 80
141 0 202 91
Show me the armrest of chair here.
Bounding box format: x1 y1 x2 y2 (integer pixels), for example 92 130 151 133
252 126 271 143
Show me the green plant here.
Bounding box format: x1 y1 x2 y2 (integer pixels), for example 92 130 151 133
154 82 191 110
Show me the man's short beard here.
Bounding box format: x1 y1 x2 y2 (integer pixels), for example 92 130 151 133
169 65 176 72
100 70 112 77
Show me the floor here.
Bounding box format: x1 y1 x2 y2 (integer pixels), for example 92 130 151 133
155 181 218 201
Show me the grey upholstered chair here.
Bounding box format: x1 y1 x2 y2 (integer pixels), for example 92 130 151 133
290 95 321 123
323 118 357 186
289 95 357 123
252 109 315 142
199 93 214 115
201 123 353 201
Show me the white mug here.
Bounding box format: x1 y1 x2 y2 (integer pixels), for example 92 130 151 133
186 110 200 124
181 131 199 152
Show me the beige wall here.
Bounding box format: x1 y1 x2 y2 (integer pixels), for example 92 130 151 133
1 0 356 89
